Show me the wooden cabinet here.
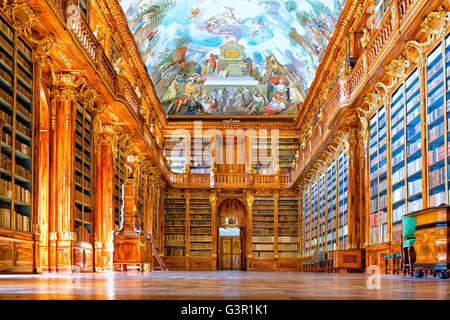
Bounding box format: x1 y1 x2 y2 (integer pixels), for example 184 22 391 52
407 206 450 272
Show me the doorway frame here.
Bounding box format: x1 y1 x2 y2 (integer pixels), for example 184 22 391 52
216 197 248 271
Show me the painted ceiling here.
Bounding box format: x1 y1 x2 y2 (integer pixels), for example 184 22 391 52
120 0 345 117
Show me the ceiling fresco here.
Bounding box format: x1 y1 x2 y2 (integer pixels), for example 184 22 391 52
120 0 345 117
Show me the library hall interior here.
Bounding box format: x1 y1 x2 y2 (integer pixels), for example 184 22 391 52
0 0 450 301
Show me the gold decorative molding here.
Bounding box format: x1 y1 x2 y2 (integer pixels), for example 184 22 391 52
3 0 37 38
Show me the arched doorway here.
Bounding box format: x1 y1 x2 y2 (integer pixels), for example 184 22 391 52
217 198 246 270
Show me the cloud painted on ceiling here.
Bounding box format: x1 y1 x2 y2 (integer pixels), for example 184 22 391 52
120 0 345 117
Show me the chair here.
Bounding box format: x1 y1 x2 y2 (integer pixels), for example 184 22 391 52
401 216 416 276
318 251 333 272
385 253 401 274
302 249 315 272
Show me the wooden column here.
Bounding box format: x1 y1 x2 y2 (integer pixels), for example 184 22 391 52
36 83 50 273
210 192 218 270
49 74 77 273
246 191 254 269
94 131 115 272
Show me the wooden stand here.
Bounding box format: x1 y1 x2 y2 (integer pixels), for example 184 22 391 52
406 206 450 278
113 177 151 272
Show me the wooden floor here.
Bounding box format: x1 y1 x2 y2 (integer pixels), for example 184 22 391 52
0 271 449 300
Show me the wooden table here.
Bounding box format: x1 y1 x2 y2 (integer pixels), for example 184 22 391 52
406 206 450 278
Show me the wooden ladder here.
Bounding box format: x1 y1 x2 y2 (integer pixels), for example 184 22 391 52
150 234 167 271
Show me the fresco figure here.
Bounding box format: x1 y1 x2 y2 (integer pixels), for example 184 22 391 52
206 54 218 75
264 91 286 115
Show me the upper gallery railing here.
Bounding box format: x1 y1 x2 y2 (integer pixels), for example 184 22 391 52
168 172 292 189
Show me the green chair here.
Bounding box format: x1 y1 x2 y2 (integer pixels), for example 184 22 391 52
401 216 416 276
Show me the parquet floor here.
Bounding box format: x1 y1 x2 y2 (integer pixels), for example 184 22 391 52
0 271 449 300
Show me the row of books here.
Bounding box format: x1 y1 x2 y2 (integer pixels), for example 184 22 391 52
408 178 423 197
75 225 92 243
393 204 405 222
75 191 91 206
190 227 212 234
17 103 31 120
429 191 445 207
15 184 31 203
189 243 212 250
17 68 32 87
407 157 422 176
429 167 445 188
15 163 31 180
428 144 445 165
392 186 406 203
17 82 32 102
252 244 274 251
428 122 444 142
0 66 12 85
165 226 185 233
0 205 11 229
190 235 211 242
1 130 11 145
190 251 212 257
17 39 32 60
15 139 31 156
408 198 422 213
253 252 274 258
16 120 31 138
164 247 185 256
279 243 298 251
392 167 405 185
428 104 445 124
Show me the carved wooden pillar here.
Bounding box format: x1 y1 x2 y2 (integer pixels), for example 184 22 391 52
345 128 358 249
94 131 115 272
49 74 77 273
246 191 254 269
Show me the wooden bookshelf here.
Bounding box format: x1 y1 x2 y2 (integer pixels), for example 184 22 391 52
277 196 299 258
163 135 187 173
326 161 337 251
303 186 310 257
251 137 273 174
190 137 211 174
113 145 126 231
138 171 145 233
163 196 186 257
310 181 318 254
189 197 212 257
74 102 93 245
0 13 35 273
338 151 349 250
252 196 274 258
278 137 300 174
318 173 326 253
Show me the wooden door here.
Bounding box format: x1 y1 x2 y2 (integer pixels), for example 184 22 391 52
219 236 241 270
